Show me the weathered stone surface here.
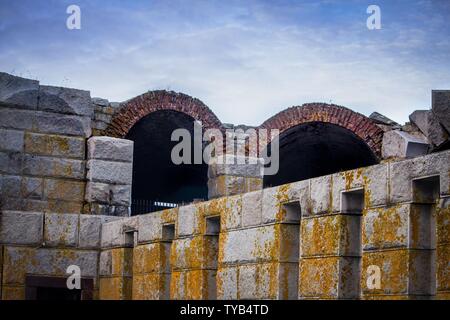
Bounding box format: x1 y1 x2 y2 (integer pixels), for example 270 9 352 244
94 113 112 123
437 197 450 245
238 263 278 299
0 129 24 152
222 195 242 230
432 90 450 133
43 178 85 201
306 215 358 258
79 215 120 249
310 175 332 214
242 190 262 227
44 213 79 247
217 267 238 299
299 257 340 298
0 151 23 175
92 97 109 106
85 181 109 203
101 218 136 248
38 85 92 117
361 250 409 295
409 110 448 146
0 211 43 245
24 132 85 159
177 204 197 237
111 184 132 206
363 205 409 250
23 155 85 179
0 175 21 197
209 175 245 198
220 225 278 264
369 112 400 127
437 244 450 291
382 130 429 159
138 213 162 243
5 110 89 137
88 137 133 162
21 176 43 199
87 159 132 184
389 150 450 203
2 246 98 285
0 108 34 130
99 250 112 276
0 72 39 108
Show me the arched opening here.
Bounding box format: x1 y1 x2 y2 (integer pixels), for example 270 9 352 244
263 122 379 188
125 110 208 215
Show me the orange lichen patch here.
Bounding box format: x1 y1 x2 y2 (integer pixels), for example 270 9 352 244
44 179 84 201
111 248 133 277
160 208 177 224
170 271 186 299
301 216 341 257
275 184 291 221
99 277 132 300
341 168 363 191
251 225 279 263
244 177 263 193
1 286 25 300
133 244 165 275
362 175 373 209
436 292 450 300
436 202 450 245
2 247 35 285
299 257 339 298
46 200 83 214
170 236 205 270
132 273 162 300
24 133 79 157
436 244 450 291
362 205 407 250
361 250 409 295
221 195 242 230
259 262 279 299
186 269 206 299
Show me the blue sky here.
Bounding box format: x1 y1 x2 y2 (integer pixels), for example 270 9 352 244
1 0 449 125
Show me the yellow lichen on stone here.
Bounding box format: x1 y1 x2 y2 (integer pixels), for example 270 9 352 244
361 250 409 295
299 257 340 298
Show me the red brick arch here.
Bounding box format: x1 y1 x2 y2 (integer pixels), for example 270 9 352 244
105 90 223 137
259 103 384 157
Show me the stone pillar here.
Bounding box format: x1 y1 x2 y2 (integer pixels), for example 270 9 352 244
207 129 264 199
132 208 177 300
85 136 133 216
99 218 137 300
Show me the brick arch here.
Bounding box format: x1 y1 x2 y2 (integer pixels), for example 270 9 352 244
259 103 384 157
105 90 223 137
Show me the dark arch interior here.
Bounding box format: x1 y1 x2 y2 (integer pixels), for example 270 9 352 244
263 122 379 188
126 110 208 215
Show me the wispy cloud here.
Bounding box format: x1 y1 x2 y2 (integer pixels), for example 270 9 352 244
0 0 449 125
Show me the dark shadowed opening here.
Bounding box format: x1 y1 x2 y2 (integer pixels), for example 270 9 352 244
126 110 208 215
263 122 379 188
